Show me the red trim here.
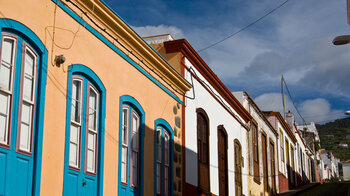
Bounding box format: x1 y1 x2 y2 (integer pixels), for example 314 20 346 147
163 39 252 123
16 42 38 156
0 33 18 149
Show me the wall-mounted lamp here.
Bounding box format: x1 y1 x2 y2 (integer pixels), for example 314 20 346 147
55 54 66 67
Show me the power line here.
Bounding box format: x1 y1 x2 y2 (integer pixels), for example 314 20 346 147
197 0 292 53
282 76 306 125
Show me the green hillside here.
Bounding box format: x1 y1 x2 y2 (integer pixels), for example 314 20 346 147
316 117 350 161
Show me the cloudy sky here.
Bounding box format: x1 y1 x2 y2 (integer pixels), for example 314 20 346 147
104 0 350 124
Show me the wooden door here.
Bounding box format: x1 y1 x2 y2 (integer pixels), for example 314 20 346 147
218 128 228 196
262 134 268 192
197 111 210 192
234 140 242 196
270 141 276 193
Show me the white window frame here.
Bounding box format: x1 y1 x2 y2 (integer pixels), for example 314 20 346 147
17 44 37 154
85 84 99 174
130 111 139 188
121 105 129 184
68 77 83 169
0 34 17 146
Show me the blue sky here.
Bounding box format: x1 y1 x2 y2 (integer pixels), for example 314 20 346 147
104 0 350 124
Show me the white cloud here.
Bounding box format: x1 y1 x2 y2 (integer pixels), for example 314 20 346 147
131 25 184 39
299 98 344 124
254 93 345 124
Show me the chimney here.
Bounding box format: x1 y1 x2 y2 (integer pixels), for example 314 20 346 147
286 110 295 129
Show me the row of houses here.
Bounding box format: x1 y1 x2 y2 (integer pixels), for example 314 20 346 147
0 0 337 195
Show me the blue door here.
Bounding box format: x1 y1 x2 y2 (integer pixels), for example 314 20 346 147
0 27 46 196
63 73 102 196
118 96 145 196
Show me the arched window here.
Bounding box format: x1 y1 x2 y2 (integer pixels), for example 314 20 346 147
196 108 210 192
118 95 145 196
63 64 106 196
0 19 47 195
154 119 173 196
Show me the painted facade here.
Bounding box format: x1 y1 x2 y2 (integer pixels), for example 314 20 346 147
0 1 191 196
233 92 279 196
146 37 252 196
263 111 297 193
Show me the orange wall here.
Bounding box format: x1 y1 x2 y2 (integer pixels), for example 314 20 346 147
1 0 183 195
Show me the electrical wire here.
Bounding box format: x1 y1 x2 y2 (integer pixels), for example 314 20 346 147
65 0 194 101
281 77 306 125
197 0 292 53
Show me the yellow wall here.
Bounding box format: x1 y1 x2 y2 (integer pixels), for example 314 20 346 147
1 0 185 195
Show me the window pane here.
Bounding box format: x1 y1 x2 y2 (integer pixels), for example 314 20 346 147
88 108 96 130
19 122 30 151
132 152 138 186
89 89 97 109
71 80 81 123
72 80 81 100
0 92 9 115
156 163 160 194
164 167 169 195
88 88 97 130
69 143 78 166
132 114 139 151
0 114 7 144
69 124 80 167
70 124 79 144
88 132 95 150
87 149 94 172
86 132 96 173
157 130 161 162
122 108 128 145
21 102 31 124
1 38 14 65
0 64 11 90
23 76 33 101
24 50 34 76
121 146 127 183
164 133 169 165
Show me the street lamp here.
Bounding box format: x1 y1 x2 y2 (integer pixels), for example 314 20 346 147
333 35 350 45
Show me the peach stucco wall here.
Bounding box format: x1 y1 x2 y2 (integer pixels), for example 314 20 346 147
1 0 183 195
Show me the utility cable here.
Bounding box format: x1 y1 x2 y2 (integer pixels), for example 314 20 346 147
197 0 292 53
282 77 306 125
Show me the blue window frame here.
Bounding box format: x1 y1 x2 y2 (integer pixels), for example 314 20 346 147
118 95 145 196
0 19 47 196
63 64 106 196
154 119 174 196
